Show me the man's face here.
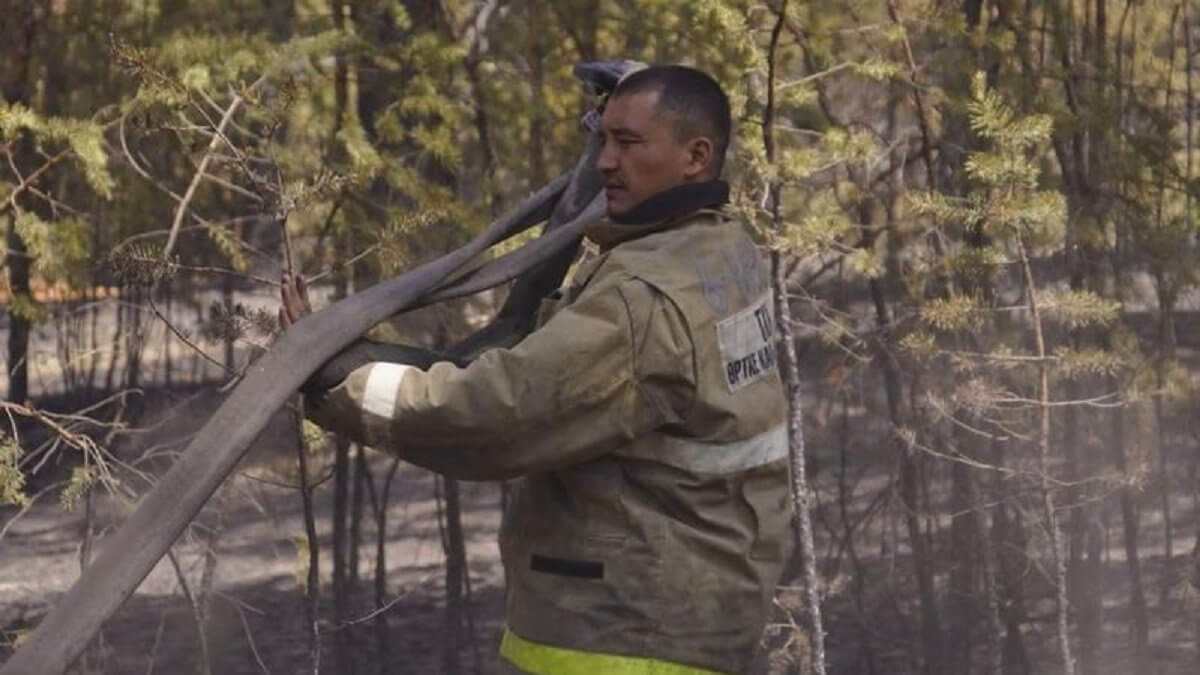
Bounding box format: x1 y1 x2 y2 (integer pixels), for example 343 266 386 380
596 90 710 217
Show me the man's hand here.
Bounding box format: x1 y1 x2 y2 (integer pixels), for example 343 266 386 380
279 273 312 330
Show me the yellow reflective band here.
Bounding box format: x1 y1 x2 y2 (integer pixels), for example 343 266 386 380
499 628 725 675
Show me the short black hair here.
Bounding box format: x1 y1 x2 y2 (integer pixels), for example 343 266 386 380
610 65 732 177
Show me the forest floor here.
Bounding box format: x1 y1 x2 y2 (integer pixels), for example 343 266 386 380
2 369 1200 673
0 384 511 675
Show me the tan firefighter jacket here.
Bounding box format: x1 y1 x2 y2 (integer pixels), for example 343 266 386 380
307 204 793 674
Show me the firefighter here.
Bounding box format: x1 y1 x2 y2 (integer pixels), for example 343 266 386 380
282 64 792 674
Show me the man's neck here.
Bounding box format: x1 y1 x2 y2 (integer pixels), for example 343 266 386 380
609 179 729 225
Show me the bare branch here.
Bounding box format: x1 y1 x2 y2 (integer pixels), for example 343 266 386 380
324 572 438 631
163 93 245 260
1 149 70 214
147 295 240 377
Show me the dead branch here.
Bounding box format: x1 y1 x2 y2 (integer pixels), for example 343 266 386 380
167 547 213 675
163 93 245 260
1 149 70 214
147 295 240 377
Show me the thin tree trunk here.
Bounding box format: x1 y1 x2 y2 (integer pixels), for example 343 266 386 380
765 3 825 672
1186 1 1195 236
868 268 942 673
103 287 124 393
55 307 71 396
838 391 877 674
1 0 37 405
86 289 100 391
373 456 399 674
296 405 321 675
1110 401 1149 652
332 437 351 673
221 272 235 372
993 499 1032 674
167 548 213 675
327 51 354 660
1155 281 1177 581
463 0 501 215
1067 400 1103 675
439 476 467 674
5 215 32 404
1016 235 1074 675
191 292 202 383
349 443 367 604
163 282 173 389
1185 4 1200 656
973 469 1003 675
1065 329 1102 674
191 487 228 675
526 0 548 191
947 450 975 674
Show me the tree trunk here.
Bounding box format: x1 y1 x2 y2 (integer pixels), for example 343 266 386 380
349 444 367 601
162 282 173 389
993 500 1031 674
947 448 975 673
462 3 500 216
332 437 352 673
526 0 548 191
86 286 100 391
973 463 1003 675
1155 282 1177 575
839 377 877 674
5 218 32 403
1080 510 1105 675
373 457 399 675
1066 392 1103 675
867 274 941 673
1110 400 1150 654
2 1 38 404
439 476 467 674
103 286 124 393
296 407 322 675
124 284 145 389
763 9 826 671
221 272 235 372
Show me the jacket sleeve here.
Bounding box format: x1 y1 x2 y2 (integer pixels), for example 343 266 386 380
305 274 696 480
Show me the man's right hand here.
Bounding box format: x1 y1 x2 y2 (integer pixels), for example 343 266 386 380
279 273 312 330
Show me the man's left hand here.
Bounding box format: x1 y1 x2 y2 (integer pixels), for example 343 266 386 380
279 273 312 330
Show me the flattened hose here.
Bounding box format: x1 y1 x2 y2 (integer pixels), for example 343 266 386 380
0 139 605 674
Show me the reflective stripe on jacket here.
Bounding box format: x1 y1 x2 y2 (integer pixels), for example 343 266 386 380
308 208 793 673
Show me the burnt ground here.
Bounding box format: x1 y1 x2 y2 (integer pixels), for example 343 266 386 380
3 378 1200 674
1 384 510 675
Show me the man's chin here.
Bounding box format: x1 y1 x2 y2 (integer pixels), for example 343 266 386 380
605 200 631 219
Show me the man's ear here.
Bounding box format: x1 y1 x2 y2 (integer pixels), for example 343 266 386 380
682 137 714 180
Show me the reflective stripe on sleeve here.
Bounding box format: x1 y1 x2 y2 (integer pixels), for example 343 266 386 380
499 628 724 675
361 362 416 421
632 424 788 475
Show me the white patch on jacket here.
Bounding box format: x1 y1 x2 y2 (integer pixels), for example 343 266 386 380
716 293 778 392
362 362 416 421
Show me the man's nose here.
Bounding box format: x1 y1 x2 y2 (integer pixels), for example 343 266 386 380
596 142 617 173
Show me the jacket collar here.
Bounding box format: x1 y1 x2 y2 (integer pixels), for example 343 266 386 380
585 180 730 250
